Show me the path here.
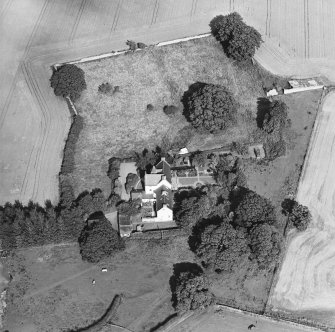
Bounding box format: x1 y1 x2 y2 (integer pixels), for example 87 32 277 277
268 91 335 326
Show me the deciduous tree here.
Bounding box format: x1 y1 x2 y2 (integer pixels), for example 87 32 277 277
50 64 87 101
210 12 263 61
78 216 124 263
182 83 237 133
170 262 214 312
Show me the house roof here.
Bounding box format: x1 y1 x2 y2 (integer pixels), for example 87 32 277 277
154 157 172 183
144 173 162 186
154 185 173 211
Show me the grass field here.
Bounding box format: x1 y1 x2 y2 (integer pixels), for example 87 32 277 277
72 36 283 196
3 235 194 332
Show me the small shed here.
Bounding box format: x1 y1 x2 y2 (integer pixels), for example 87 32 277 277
248 144 265 159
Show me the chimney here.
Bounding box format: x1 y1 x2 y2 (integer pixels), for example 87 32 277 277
161 175 166 181
161 157 166 162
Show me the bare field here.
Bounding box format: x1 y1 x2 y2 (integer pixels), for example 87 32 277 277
268 91 335 327
3 236 194 332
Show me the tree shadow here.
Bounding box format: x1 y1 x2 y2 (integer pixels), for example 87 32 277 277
169 262 204 308
256 97 271 129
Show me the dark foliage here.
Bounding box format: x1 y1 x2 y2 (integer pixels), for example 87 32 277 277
182 82 237 133
190 215 249 272
233 188 276 228
213 156 246 197
98 82 113 94
107 157 121 181
50 64 87 101
262 100 288 135
137 42 147 49
283 199 311 231
79 216 124 263
61 115 84 175
169 262 214 313
125 173 140 194
249 223 282 268
264 139 286 160
0 185 106 250
126 40 137 51
134 148 161 173
163 105 179 116
146 104 154 111
256 97 272 129
210 12 263 61
174 186 230 229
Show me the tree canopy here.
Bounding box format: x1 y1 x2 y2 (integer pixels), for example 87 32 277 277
262 100 288 136
170 262 214 312
50 64 87 101
233 189 276 228
249 223 282 268
210 12 263 61
190 216 249 272
78 216 124 263
282 199 312 231
182 83 237 133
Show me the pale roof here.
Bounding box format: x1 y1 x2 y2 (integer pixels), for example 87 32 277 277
145 173 163 186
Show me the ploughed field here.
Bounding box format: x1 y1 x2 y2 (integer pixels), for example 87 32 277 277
268 91 335 328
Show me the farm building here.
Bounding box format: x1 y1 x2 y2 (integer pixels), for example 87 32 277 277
284 78 324 94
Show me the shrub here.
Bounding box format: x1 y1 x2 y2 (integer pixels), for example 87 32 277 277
262 100 288 136
137 42 147 49
182 82 237 133
163 105 179 116
98 82 113 94
113 86 121 94
283 199 312 231
61 115 84 175
79 216 125 263
210 12 263 61
265 139 286 160
50 64 87 101
146 104 154 111
125 173 140 194
170 262 214 313
126 40 137 51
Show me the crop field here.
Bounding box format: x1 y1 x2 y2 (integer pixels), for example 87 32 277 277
1 0 335 204
3 235 194 332
71 36 273 196
268 91 335 328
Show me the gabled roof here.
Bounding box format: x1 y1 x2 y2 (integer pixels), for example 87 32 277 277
154 157 172 183
145 173 163 187
154 185 173 211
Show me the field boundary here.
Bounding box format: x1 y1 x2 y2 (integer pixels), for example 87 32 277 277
264 87 331 331
53 32 211 68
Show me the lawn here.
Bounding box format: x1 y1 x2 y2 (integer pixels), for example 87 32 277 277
72 36 281 196
3 235 194 332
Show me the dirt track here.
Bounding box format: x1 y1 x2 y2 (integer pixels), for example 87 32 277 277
268 91 335 325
